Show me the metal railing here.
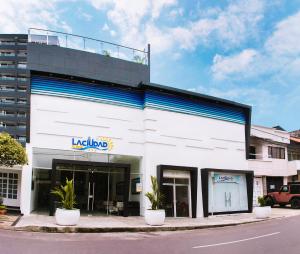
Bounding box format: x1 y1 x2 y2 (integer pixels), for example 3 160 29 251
28 28 150 66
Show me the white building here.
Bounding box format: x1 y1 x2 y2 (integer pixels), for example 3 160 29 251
0 32 254 218
9 74 252 218
249 125 300 206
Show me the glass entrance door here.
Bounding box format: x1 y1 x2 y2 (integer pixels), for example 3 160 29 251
176 185 189 217
162 177 191 217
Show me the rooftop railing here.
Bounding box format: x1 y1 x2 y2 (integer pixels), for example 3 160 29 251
28 28 150 66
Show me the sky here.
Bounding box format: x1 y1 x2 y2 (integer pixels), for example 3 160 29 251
1 0 300 131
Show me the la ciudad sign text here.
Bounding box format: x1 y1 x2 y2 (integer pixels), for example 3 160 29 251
72 136 113 152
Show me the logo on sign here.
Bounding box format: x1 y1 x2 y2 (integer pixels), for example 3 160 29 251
214 174 240 183
71 137 113 152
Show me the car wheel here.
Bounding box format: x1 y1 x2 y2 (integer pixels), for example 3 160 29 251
265 197 274 207
291 198 300 209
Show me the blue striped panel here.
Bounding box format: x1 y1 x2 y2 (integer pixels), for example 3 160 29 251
31 76 246 124
144 91 246 124
31 76 144 109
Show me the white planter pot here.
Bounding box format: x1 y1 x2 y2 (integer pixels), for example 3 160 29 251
55 208 80 226
254 206 272 219
145 209 165 226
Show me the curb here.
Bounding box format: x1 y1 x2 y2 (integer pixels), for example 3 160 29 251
8 218 279 233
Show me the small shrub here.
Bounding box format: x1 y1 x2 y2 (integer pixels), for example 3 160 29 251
258 196 266 207
51 178 77 210
145 176 164 210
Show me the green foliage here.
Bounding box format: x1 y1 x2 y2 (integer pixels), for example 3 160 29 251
145 176 164 210
133 55 146 64
102 50 111 57
258 196 266 207
0 132 28 167
0 197 6 210
51 178 77 210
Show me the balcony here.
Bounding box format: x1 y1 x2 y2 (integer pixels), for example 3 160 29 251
0 42 15 46
248 157 290 176
288 160 300 175
0 53 15 57
28 28 150 65
0 126 26 135
0 76 15 81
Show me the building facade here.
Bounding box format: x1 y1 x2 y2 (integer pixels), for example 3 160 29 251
0 34 29 209
0 34 29 145
249 125 300 206
1 31 253 218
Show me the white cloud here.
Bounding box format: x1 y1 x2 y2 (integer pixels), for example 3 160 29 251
102 23 109 31
212 49 258 80
265 11 300 57
211 10 300 80
80 12 93 22
0 0 71 34
168 7 184 19
88 0 265 54
110 30 116 37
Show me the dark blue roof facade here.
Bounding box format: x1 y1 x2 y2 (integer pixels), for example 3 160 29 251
31 75 247 124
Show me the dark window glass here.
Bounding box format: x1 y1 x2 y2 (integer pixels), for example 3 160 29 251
249 146 256 159
268 146 285 159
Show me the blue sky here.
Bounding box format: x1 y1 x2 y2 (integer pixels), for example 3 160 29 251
1 0 300 131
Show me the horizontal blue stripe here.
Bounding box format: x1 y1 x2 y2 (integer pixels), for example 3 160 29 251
31 76 246 124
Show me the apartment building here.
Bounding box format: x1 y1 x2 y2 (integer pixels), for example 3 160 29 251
0 34 29 145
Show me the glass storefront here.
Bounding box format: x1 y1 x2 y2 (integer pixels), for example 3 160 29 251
208 172 248 213
32 148 142 216
55 164 126 215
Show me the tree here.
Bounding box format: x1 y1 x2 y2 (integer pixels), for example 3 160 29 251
0 132 28 167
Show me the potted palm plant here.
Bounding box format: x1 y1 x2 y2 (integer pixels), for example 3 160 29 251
0 197 7 215
254 196 272 219
51 178 80 226
145 176 165 226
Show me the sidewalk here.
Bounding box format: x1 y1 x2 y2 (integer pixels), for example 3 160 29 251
6 208 300 233
0 214 19 230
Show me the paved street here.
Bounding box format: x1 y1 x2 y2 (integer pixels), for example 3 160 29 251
1 215 300 254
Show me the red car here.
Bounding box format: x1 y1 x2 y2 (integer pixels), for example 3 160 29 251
265 183 300 209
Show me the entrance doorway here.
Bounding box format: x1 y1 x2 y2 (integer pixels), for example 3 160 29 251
50 159 130 216
162 171 191 217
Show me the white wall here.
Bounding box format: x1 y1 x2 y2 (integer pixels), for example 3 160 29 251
249 126 292 177
27 94 248 217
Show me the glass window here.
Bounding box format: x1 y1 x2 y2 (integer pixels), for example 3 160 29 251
175 178 189 184
163 177 174 184
249 146 256 159
268 146 285 159
0 172 18 199
280 186 289 192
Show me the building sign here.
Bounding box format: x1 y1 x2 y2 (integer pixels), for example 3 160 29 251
213 174 240 183
71 137 113 152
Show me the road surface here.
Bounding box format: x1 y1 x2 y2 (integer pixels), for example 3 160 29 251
0 215 299 254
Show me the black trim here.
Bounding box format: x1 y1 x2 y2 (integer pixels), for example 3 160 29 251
157 165 198 218
50 159 131 217
201 168 254 217
244 107 251 159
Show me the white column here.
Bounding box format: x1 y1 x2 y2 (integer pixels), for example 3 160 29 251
20 144 33 215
